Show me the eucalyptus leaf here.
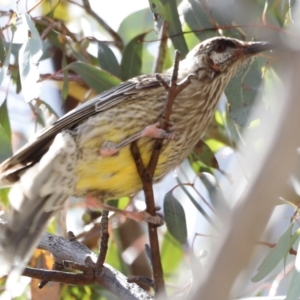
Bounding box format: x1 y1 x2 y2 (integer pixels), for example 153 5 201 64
163 190 187 244
182 0 215 41
120 33 147 81
192 140 219 169
285 237 300 300
0 33 5 63
97 42 120 78
0 29 14 86
62 54 69 100
161 231 184 278
0 124 12 163
225 61 261 127
18 14 43 102
149 0 188 57
118 8 153 45
0 99 11 141
68 62 121 94
252 224 300 282
0 187 10 206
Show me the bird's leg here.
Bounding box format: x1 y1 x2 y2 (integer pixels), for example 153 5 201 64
86 194 164 226
100 121 177 157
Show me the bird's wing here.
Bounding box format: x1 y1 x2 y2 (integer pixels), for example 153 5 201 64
0 132 77 277
0 75 168 184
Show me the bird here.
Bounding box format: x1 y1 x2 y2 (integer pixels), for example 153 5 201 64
0 36 272 275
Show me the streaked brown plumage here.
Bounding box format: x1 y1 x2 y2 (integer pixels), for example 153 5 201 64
0 36 272 274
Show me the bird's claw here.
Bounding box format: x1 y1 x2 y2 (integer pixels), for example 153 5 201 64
100 122 177 157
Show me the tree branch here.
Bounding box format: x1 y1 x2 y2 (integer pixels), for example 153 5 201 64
130 50 194 298
34 233 152 300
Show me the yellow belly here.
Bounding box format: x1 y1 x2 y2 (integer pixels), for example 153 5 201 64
74 127 169 200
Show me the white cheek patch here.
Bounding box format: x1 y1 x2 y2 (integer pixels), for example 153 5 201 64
210 50 232 65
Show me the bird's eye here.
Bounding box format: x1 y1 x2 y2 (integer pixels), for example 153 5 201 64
214 43 226 53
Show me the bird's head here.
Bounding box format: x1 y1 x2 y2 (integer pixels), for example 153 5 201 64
180 36 272 81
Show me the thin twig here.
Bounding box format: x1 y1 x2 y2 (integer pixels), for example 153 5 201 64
96 210 109 268
130 50 194 297
68 0 124 51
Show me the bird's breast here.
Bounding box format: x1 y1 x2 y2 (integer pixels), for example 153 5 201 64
73 81 220 201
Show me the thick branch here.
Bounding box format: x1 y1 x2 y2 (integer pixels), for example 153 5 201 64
36 233 152 300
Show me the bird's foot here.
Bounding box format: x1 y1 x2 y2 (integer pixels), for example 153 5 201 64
142 121 177 140
86 195 164 225
126 207 164 226
99 141 120 157
99 121 177 157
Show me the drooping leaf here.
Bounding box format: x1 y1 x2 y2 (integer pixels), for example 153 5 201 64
29 101 45 128
181 0 216 41
105 235 126 274
205 0 248 37
164 190 187 244
120 33 147 81
117 8 153 45
149 0 189 57
0 99 11 141
225 61 262 127
0 124 12 163
0 188 10 206
18 13 43 102
285 238 300 300
192 140 219 170
0 28 14 86
0 32 6 63
200 172 230 215
97 42 120 78
252 224 300 282
61 53 69 100
68 62 121 94
161 231 184 278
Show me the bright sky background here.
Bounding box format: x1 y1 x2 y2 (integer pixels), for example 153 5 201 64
90 0 149 30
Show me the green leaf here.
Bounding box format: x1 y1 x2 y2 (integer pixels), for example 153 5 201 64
181 0 216 41
0 187 10 206
192 140 219 169
62 53 69 100
117 8 153 45
97 42 120 78
29 101 45 128
0 28 14 86
0 124 12 163
39 39 56 61
120 33 147 81
68 62 121 94
149 0 189 57
0 33 5 63
107 197 130 210
285 238 300 300
225 61 262 127
18 13 43 102
163 190 187 244
0 99 11 142
252 224 300 282
204 1 241 37
161 231 184 278
105 237 125 274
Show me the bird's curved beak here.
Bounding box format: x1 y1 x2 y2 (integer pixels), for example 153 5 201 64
244 41 273 54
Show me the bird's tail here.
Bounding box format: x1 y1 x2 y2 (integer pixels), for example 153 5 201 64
0 132 77 277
